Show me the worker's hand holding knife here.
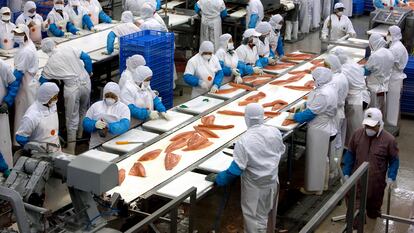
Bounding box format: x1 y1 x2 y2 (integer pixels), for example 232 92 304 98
95 119 107 129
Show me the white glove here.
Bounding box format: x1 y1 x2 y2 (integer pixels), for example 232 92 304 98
160 112 170 121
386 178 397 190
199 80 209 89
253 67 264 75
268 57 277 65
76 31 81 35
210 85 219 93
64 32 72 38
291 102 306 113
95 120 107 129
231 68 241 77
149 110 160 120
91 27 98 33
234 76 243 84
286 113 295 120
114 43 120 50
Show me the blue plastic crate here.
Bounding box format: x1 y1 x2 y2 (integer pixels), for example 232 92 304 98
0 0 7 7
401 56 414 114
12 11 21 23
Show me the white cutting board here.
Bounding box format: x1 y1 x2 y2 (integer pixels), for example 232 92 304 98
176 95 224 115
89 48 119 62
264 112 298 131
102 129 159 153
80 149 119 162
197 151 233 173
142 110 193 132
230 9 246 18
167 13 191 27
93 23 116 31
208 83 246 100
49 36 70 44
156 172 213 201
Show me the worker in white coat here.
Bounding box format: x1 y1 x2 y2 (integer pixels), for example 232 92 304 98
0 7 16 50
321 3 356 41
0 60 20 168
119 55 146 89
124 0 161 16
299 0 312 34
121 65 168 126
284 1 300 41
15 1 46 43
106 11 140 54
208 103 285 233
311 0 321 29
246 0 264 29
80 0 112 26
386 25 408 127
325 54 349 178
15 82 61 152
236 29 266 74
46 0 81 37
195 0 227 48
83 82 130 148
332 47 367 146
12 24 40 147
184 41 224 98
40 38 92 154
288 67 338 195
268 14 285 58
65 0 95 31
340 0 353 17
255 22 277 67
139 3 168 32
364 33 394 113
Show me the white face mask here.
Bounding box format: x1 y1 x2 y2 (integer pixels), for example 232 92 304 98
27 11 36 17
252 37 259 45
55 4 64 11
227 42 234 50
48 100 58 107
275 24 282 30
386 35 392 43
142 81 150 88
365 128 377 137
105 98 116 106
336 11 343 17
202 54 212 61
2 14 11 21
14 35 25 44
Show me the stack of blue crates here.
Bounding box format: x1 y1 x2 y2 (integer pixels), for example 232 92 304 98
0 0 7 7
401 56 414 115
120 30 175 109
364 0 375 13
353 0 365 16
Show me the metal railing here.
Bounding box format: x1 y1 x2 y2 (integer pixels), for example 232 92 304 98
299 162 370 233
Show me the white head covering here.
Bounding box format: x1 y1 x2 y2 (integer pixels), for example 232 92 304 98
312 67 333 88
245 103 264 128
126 55 146 71
121 11 134 23
103 82 121 99
219 34 232 49
369 33 386 51
331 47 349 65
199 41 214 53
255 22 272 35
41 38 56 55
243 28 261 39
388 25 402 42
24 1 37 17
324 54 342 73
13 24 30 39
141 3 154 20
37 83 60 104
334 2 345 9
133 65 153 84
269 14 283 28
362 107 383 127
69 0 80 6
0 7 11 15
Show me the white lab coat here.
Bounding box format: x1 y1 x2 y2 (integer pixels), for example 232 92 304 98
236 44 259 65
85 100 130 148
184 54 222 98
0 60 16 167
216 48 239 83
340 0 353 17
246 0 264 28
312 0 321 29
81 0 102 25
15 13 45 43
140 17 167 32
65 4 89 29
13 40 40 146
46 8 71 37
42 46 91 152
299 0 312 33
234 124 285 233
0 21 16 50
197 0 226 49
256 36 271 58
321 14 355 41
125 0 157 16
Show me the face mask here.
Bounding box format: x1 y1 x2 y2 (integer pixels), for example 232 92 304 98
14 35 25 44
202 54 212 61
142 81 150 88
336 11 343 17
227 42 234 50
27 11 36 17
275 24 282 30
105 98 116 106
48 100 57 107
2 14 11 21
365 128 377 137
55 4 64 11
386 35 392 43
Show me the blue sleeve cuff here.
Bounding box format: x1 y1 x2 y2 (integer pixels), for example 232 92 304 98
216 161 242 186
83 117 98 133
0 153 9 173
293 108 316 123
276 36 284 57
107 31 116 54
194 3 201 13
255 59 264 68
80 51 93 74
259 57 269 67
183 74 200 87
99 11 112 23
343 150 355 176
228 161 243 176
66 22 79 34
3 79 20 107
128 104 150 121
16 134 29 147
388 157 399 180
220 60 232 76
108 118 130 135
49 23 65 37
269 49 275 58
239 61 254 76
153 96 166 112
363 66 371 76
39 75 48 85
213 70 224 87
248 14 259 29
13 69 24 82
82 14 94 29
220 9 228 18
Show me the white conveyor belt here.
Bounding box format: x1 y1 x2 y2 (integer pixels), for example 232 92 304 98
161 0 185 10
80 149 119 162
176 95 224 115
142 110 193 133
197 151 233 173
102 129 159 153
229 9 246 18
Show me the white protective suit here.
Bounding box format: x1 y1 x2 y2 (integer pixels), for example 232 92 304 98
246 0 264 28
65 0 89 29
269 14 283 53
41 39 91 154
16 83 61 152
13 24 40 147
119 55 146 89
236 29 261 66
299 0 312 34
80 0 103 25
340 0 353 17
386 26 408 126
111 11 140 44
15 1 45 43
311 0 321 29
0 60 16 167
234 103 285 233
215 34 239 83
322 0 332 20
255 22 272 58
124 0 157 16
0 7 16 50
321 12 355 41
184 41 222 98
366 33 394 112
304 67 338 192
85 82 130 148
46 2 71 37
196 0 226 49
139 3 167 32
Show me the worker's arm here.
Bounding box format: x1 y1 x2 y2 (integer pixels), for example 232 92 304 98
363 66 371 76
342 150 355 177
128 104 150 120
220 8 228 18
219 60 232 76
258 57 269 67
99 11 112 23
255 58 265 68
80 51 93 74
106 31 117 54
48 23 65 37
238 61 254 76
15 116 36 147
0 153 10 177
194 3 201 14
156 0 161 10
82 14 94 30
293 108 316 123
216 161 243 186
373 0 385 8
183 74 200 87
248 14 259 29
213 70 224 88
276 36 284 57
321 17 330 40
108 118 130 135
66 21 79 34
38 74 49 85
83 117 98 133
153 96 166 112
3 69 19 107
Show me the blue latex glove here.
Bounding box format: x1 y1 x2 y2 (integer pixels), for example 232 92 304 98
364 66 371 76
156 0 161 10
276 36 285 57
83 117 98 133
128 104 150 121
293 108 316 123
153 96 166 112
80 51 93 74
374 0 385 8
213 70 224 87
183 74 200 87
0 153 9 173
49 23 65 37
3 79 20 107
255 58 265 68
216 161 243 186
106 31 116 54
258 57 269 67
16 134 29 147
219 60 232 76
387 157 399 181
342 150 355 177
108 118 130 135
99 11 112 23
82 14 94 30
248 14 259 29
220 9 228 18
194 3 201 14
66 22 79 34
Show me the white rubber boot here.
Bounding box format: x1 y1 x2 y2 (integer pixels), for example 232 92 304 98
292 21 299 40
285 21 293 41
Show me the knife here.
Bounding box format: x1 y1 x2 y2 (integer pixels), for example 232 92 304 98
115 141 144 145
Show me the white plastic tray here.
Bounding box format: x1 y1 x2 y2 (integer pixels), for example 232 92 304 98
89 48 119 61
197 151 233 173
176 95 224 115
208 83 246 100
80 149 119 162
142 110 193 132
102 129 159 153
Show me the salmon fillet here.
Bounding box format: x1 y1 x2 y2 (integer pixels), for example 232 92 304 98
129 162 146 177
138 149 162 162
164 152 182 170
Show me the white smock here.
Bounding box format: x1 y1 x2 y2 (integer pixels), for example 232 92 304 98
197 0 226 49
46 8 70 37
65 3 89 29
321 14 355 41
80 0 102 25
236 44 259 65
16 2 45 43
0 21 16 50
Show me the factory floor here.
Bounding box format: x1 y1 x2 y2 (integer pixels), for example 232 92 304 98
171 16 414 233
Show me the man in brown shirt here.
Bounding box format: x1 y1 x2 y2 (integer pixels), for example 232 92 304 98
343 108 399 219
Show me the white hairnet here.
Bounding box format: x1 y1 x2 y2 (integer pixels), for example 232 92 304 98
69 0 80 6
255 22 272 34
334 2 345 9
369 33 386 51
126 55 146 71
24 1 37 16
388 25 402 42
133 65 153 84
324 54 342 73
103 82 121 98
219 33 232 49
312 67 333 88
199 41 214 53
331 47 349 65
0 7 11 14
269 14 283 28
141 3 154 19
14 24 30 39
41 38 56 54
121 11 134 23
37 83 59 104
243 28 261 39
244 103 264 127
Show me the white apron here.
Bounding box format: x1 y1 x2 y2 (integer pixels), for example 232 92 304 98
0 113 13 167
0 34 14 50
35 107 61 152
386 78 403 127
191 58 219 98
345 90 364 147
29 23 42 43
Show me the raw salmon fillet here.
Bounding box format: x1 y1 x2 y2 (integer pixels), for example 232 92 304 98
129 162 146 177
165 137 188 153
118 169 126 185
138 149 162 161
170 131 196 141
164 153 182 170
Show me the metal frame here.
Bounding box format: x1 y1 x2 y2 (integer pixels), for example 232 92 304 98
299 162 370 233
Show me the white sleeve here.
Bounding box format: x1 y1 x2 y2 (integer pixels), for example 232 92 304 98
321 16 330 38
119 103 131 120
85 103 98 120
233 139 248 170
307 92 328 114
120 86 136 106
16 114 37 138
236 46 245 63
184 58 196 75
345 17 356 35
